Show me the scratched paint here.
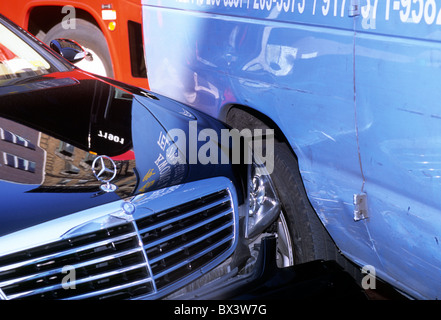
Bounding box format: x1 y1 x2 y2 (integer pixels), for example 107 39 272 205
142 1 441 299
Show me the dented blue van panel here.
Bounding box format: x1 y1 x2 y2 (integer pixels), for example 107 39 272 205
142 0 441 298
354 2 441 299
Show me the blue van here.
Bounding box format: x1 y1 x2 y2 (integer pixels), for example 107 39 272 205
141 0 441 299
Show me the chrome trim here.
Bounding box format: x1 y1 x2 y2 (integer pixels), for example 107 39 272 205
152 236 233 280
131 217 158 294
0 200 126 257
0 232 138 273
148 223 234 264
64 278 154 300
0 288 8 300
136 197 229 235
92 155 118 192
136 187 239 300
141 208 233 249
7 263 149 300
0 247 145 288
92 155 117 181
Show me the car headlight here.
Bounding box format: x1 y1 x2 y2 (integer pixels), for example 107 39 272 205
245 156 281 239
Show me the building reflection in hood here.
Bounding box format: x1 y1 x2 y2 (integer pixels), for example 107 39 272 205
0 117 137 199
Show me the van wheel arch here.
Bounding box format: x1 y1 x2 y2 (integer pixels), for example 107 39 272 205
225 106 361 277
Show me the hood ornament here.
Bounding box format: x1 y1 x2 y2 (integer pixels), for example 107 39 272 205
92 155 118 192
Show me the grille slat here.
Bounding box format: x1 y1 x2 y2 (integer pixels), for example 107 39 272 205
65 278 155 300
7 262 149 300
154 241 232 290
148 222 234 265
152 236 233 280
0 185 237 300
140 206 233 250
138 188 235 293
0 222 150 300
0 232 139 275
0 247 145 289
137 197 229 236
0 223 136 268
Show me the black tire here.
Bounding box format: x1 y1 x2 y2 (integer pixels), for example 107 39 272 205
271 142 337 263
43 19 113 77
226 108 361 279
271 141 361 279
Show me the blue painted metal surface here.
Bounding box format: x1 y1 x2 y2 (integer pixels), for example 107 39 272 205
354 2 441 299
142 1 441 298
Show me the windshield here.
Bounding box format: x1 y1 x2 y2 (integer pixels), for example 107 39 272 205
0 23 51 85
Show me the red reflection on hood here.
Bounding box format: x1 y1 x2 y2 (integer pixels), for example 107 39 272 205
111 150 135 161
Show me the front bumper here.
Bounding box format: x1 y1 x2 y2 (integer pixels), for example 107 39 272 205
172 236 368 300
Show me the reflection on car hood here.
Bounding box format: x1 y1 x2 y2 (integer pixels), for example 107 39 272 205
0 70 241 236
0 71 146 236
0 70 240 237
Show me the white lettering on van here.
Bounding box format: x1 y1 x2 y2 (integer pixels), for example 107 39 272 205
176 0 441 27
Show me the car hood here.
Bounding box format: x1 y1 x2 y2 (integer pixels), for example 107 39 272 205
0 71 237 237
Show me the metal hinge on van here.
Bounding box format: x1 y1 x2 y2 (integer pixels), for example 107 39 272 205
349 0 361 16
353 193 368 221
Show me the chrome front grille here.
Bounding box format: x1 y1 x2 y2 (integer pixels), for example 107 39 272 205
138 189 234 291
0 182 237 300
0 223 153 300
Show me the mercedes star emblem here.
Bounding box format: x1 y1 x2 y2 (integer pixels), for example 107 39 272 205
92 155 118 192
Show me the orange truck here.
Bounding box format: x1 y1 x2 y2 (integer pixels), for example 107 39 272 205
0 0 149 89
